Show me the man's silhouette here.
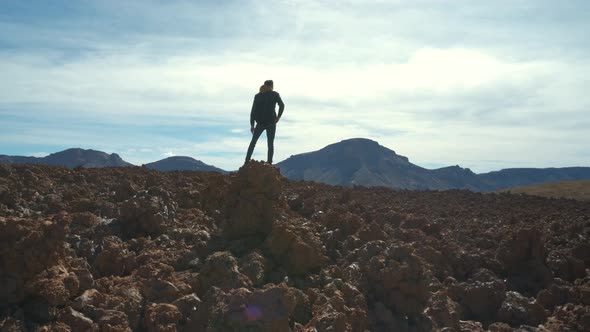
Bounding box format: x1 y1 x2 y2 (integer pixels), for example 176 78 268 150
245 80 285 164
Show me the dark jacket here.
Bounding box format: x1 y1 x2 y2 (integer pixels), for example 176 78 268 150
250 91 285 127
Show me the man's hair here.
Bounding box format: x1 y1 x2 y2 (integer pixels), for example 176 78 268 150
264 80 274 88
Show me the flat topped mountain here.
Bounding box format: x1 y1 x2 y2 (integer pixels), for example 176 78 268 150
276 138 447 189
0 148 132 168
275 138 590 191
144 156 226 173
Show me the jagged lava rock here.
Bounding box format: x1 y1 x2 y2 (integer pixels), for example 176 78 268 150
223 161 286 239
265 218 328 275
1 164 590 331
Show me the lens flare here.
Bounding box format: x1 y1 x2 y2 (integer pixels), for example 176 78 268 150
245 304 263 321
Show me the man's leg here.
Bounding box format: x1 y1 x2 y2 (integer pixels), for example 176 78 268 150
266 124 276 164
245 125 265 163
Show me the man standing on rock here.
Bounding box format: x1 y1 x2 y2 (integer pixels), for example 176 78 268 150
245 79 285 165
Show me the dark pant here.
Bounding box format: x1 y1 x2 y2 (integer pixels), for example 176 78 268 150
245 123 276 164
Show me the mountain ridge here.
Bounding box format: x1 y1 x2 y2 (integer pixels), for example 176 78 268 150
144 156 226 173
3 139 589 191
276 138 590 192
0 148 132 168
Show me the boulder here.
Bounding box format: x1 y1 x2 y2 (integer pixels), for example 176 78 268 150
449 278 506 324
265 219 327 275
200 251 251 291
119 190 176 238
96 309 132 332
59 307 98 332
144 303 182 332
223 161 286 239
93 236 136 277
497 291 548 327
24 265 80 307
0 216 70 305
239 250 269 286
425 291 462 330
205 284 306 331
307 279 366 331
496 228 553 296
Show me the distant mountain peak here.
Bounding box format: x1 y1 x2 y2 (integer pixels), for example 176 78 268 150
145 156 225 173
0 148 132 168
276 137 424 188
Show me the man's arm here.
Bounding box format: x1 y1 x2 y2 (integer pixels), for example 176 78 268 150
250 97 256 129
276 92 285 121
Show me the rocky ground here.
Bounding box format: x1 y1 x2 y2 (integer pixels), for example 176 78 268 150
0 162 589 332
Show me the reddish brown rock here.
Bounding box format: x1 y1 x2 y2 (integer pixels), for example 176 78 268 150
496 228 553 296
307 279 367 332
425 291 462 330
265 219 328 275
449 278 506 324
223 161 286 239
142 279 183 303
144 303 182 332
24 265 80 306
205 284 305 331
0 216 70 305
72 289 106 313
119 190 176 238
93 236 136 277
200 251 251 291
96 309 132 332
543 303 590 332
536 282 579 310
1 163 590 331
59 306 98 332
239 250 269 286
497 291 548 327
33 322 72 332
172 293 202 322
458 320 485 332
70 212 101 228
364 244 431 317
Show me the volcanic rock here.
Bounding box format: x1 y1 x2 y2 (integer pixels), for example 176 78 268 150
59 306 98 332
144 303 182 332
496 228 553 296
119 189 176 238
265 219 328 275
223 161 286 239
448 277 506 324
204 284 306 331
200 251 251 291
496 291 548 327
1 163 589 330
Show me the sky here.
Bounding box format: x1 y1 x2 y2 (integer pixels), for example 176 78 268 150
1 0 588 172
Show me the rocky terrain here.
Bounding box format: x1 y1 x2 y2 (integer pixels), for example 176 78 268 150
0 162 589 331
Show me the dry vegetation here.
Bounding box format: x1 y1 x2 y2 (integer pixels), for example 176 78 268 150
504 180 590 201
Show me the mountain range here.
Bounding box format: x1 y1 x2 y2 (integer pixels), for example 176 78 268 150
0 148 131 168
275 138 590 191
2 139 590 192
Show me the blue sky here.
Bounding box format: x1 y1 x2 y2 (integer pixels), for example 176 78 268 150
1 0 589 172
